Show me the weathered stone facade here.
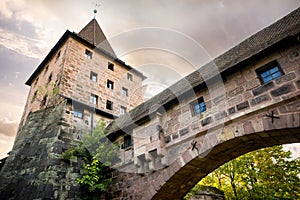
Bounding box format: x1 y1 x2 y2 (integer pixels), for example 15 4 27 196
104 8 300 199
19 19 145 134
0 106 83 199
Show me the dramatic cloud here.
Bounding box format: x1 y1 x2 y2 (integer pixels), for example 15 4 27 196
0 118 18 137
0 134 14 158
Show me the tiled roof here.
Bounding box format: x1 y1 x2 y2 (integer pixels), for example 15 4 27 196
107 7 300 134
78 19 116 58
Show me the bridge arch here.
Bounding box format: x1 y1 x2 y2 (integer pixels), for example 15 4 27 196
150 112 300 199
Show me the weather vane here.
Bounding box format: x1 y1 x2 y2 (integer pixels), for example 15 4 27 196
93 3 101 19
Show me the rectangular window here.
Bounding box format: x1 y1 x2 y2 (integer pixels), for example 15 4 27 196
108 62 114 71
127 73 133 81
106 100 113 110
90 94 98 106
31 91 37 103
122 87 128 96
90 71 97 82
122 135 132 149
44 65 49 75
34 77 39 86
48 73 53 83
256 60 283 84
85 49 93 59
120 106 127 115
40 95 47 108
74 107 83 119
55 51 61 62
190 97 207 116
107 80 114 90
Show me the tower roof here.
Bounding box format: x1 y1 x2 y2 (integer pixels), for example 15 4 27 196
78 18 116 57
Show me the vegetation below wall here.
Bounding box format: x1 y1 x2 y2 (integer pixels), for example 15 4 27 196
186 145 300 200
62 121 119 199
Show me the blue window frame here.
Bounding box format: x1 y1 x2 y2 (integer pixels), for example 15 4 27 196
74 108 83 119
190 97 207 116
256 60 283 84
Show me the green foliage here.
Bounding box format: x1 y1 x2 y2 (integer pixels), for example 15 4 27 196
61 120 119 198
77 158 112 193
33 83 64 109
186 145 300 200
61 149 76 160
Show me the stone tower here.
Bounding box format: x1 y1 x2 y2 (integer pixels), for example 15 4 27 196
0 19 145 199
19 18 145 134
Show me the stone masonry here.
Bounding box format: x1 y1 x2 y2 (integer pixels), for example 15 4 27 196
1 7 300 200
0 105 83 199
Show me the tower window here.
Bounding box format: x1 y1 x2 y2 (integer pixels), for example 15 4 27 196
107 80 114 90
190 97 206 116
256 60 283 84
90 94 98 106
31 91 37 103
122 135 132 149
127 73 133 81
106 100 113 110
122 87 128 96
48 73 53 83
44 65 49 75
34 77 39 87
55 51 61 62
120 106 127 115
90 71 97 82
41 95 47 108
108 62 114 71
85 49 93 59
74 106 83 119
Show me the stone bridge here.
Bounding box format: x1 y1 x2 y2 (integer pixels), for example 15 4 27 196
106 9 300 199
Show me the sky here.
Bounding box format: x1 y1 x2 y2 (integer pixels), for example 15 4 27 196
0 0 300 159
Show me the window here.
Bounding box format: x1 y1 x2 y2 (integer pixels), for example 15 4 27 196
85 49 93 59
106 100 113 110
44 65 49 75
34 77 39 86
120 106 127 115
107 80 114 90
41 95 47 108
127 73 133 81
108 62 114 71
90 94 98 106
55 51 61 62
48 73 53 83
190 97 206 116
31 91 37 103
122 135 132 149
74 106 83 119
90 71 97 82
122 87 128 96
256 60 283 84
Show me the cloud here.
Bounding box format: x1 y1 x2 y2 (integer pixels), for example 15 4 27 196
0 28 46 59
0 133 14 159
0 118 18 137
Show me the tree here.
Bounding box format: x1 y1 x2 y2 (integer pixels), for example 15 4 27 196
186 145 300 200
62 121 119 199
33 83 65 109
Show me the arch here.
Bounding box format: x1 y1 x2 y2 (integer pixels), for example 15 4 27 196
148 112 300 199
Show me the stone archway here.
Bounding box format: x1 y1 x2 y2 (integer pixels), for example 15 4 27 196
138 111 300 200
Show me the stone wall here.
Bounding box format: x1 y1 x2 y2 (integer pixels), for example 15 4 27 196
60 37 144 117
0 105 83 200
131 42 300 173
20 35 144 135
